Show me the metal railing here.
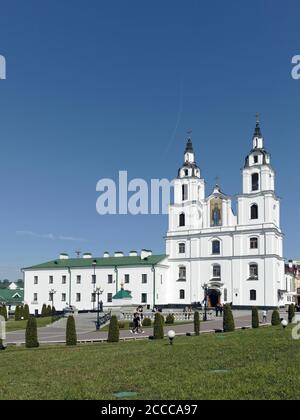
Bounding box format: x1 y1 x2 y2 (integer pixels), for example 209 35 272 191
121 311 215 322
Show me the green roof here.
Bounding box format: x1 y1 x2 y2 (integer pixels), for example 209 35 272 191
0 289 24 305
24 254 167 270
113 289 132 300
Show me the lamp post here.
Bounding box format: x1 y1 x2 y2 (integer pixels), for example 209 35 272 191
202 283 208 322
49 289 56 313
92 261 97 311
95 287 104 331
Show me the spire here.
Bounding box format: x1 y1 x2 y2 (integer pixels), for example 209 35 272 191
185 129 194 154
253 113 262 138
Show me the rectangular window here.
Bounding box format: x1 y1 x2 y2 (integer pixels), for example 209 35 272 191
179 267 186 280
213 265 221 278
124 274 130 284
49 276 53 284
250 237 258 249
254 156 258 164
141 293 147 304
33 293 38 302
250 264 258 277
182 184 188 201
48 293 52 302
76 275 81 284
142 274 147 284
179 243 186 254
62 293 66 302
34 276 38 285
212 241 220 255
108 274 113 284
91 293 96 303
92 274 96 284
62 276 67 284
179 290 185 300
76 293 81 302
107 293 113 303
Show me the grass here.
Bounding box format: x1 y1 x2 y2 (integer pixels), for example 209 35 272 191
101 320 192 332
0 326 299 400
5 317 54 332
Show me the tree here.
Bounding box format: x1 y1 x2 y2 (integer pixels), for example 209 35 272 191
153 313 164 339
107 315 120 343
252 307 259 329
194 311 200 336
271 309 281 326
223 304 235 332
23 304 30 321
25 317 39 348
41 304 47 318
288 304 295 324
66 315 77 346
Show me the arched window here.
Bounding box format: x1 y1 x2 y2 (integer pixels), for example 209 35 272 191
213 264 221 278
249 263 258 278
250 290 257 301
179 213 185 227
212 240 220 255
182 184 188 201
252 173 259 191
251 204 258 220
179 243 186 254
224 288 228 302
250 237 258 249
179 266 186 280
179 289 185 300
184 169 188 177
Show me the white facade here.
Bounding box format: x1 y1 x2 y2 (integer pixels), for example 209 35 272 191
24 121 287 313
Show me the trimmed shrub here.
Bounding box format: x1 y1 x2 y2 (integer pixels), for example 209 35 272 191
108 316 120 343
66 315 77 346
153 313 164 339
271 309 281 326
252 307 259 329
47 305 52 317
41 304 47 318
288 304 295 324
118 321 125 329
142 317 152 327
194 311 200 336
165 314 175 325
23 304 30 321
25 317 39 348
15 305 21 321
223 304 235 333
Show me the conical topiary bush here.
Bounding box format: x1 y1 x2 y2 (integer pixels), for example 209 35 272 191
153 313 164 339
252 307 259 329
194 311 200 336
25 317 39 348
66 315 77 346
107 315 120 343
271 309 281 326
223 304 235 333
288 304 295 324
23 304 30 321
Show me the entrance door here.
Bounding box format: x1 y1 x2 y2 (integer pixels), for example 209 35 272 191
208 290 220 308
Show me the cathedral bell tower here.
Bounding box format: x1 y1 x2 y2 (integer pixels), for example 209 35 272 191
168 134 205 232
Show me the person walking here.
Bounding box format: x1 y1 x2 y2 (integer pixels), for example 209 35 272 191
130 313 139 334
262 309 268 324
215 305 219 317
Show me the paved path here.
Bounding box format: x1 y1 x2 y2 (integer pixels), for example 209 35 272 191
5 310 286 345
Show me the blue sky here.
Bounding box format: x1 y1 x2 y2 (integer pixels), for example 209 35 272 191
0 0 299 279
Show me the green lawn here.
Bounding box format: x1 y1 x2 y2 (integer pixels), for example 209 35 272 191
5 317 54 332
101 320 192 332
0 326 299 400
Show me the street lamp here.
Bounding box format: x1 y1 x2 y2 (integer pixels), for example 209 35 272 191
95 287 104 331
168 330 176 345
49 289 56 313
92 261 97 311
202 283 208 322
281 319 288 329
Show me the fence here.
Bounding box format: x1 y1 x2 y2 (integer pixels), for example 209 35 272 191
122 311 215 322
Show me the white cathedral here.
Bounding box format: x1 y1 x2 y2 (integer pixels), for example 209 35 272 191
24 120 289 314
